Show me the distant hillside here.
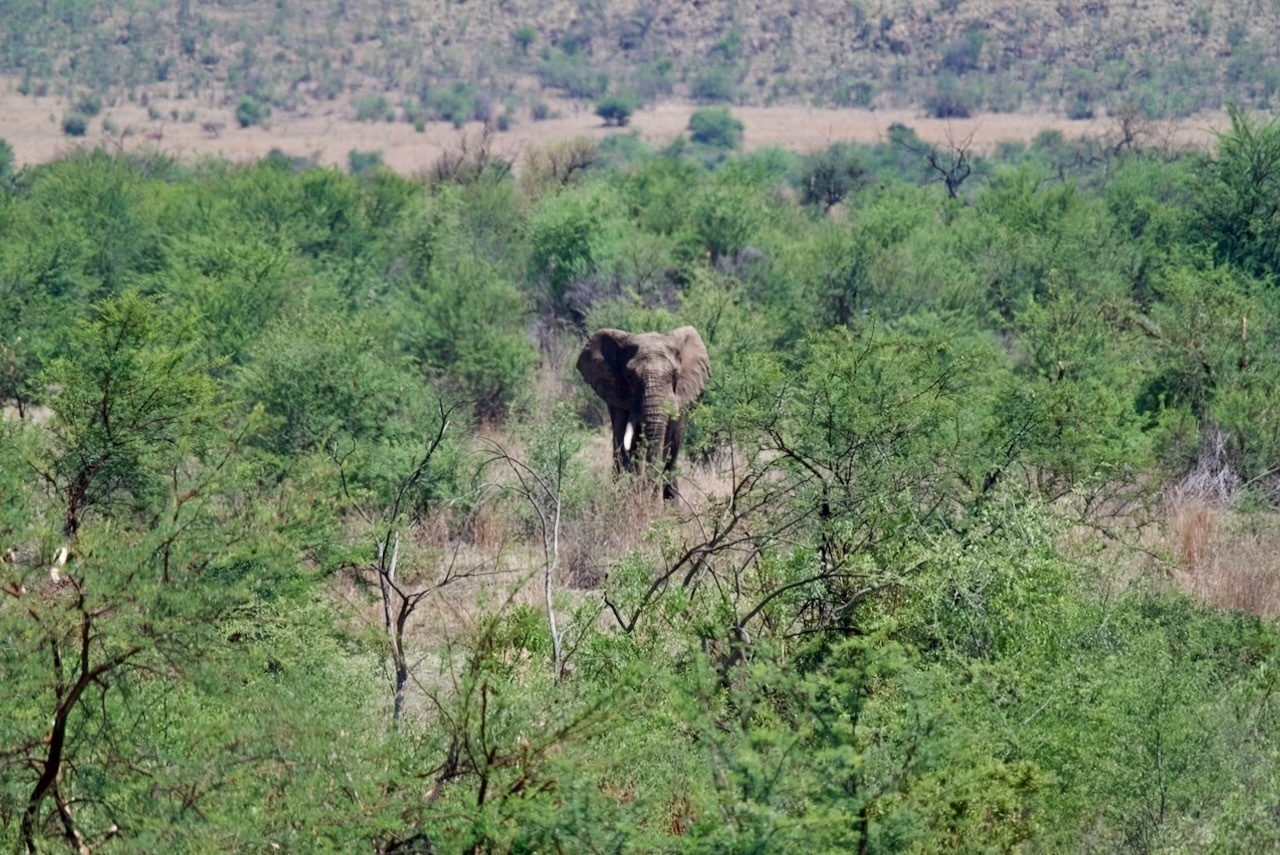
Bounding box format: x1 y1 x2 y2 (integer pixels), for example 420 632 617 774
2 0 1277 125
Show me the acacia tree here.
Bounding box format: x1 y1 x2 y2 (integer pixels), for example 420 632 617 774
800 143 870 212
891 123 976 198
35 293 221 539
0 294 292 851
1198 105 1280 282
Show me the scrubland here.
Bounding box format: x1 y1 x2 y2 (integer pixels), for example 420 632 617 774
5 96 1280 852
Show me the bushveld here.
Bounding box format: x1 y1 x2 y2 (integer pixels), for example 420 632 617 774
3 110 1280 851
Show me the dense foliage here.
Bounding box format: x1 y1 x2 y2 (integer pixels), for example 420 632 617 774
4 114 1280 852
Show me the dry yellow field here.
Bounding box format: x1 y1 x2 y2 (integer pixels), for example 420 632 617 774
1 77 1231 173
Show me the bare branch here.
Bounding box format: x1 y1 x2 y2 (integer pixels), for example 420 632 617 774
892 124 976 198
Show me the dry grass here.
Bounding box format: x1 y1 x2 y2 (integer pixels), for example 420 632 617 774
345 426 741 648
1165 500 1280 619
327 419 677 672
563 472 669 589
0 73 1230 174
0 404 53 424
1155 428 1280 617
518 136 599 198
323 415 718 715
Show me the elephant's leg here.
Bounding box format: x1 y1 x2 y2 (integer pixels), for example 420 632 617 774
607 404 631 473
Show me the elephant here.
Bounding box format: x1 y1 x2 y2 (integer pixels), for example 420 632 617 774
576 326 710 500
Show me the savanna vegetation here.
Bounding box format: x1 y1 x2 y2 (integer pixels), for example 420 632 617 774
5 108 1280 853
5 0 1280 139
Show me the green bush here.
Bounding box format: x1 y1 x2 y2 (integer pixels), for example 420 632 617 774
61 113 89 136
595 94 636 127
925 77 975 118
73 92 103 117
537 50 610 99
690 65 738 102
631 57 675 100
16 150 167 294
595 131 653 169
423 83 482 128
690 179 768 264
831 73 876 107
799 142 870 211
1196 105 1280 281
1065 95 1094 120
0 137 14 183
42 293 221 530
348 149 383 176
353 94 391 122
513 25 537 55
160 223 294 368
526 185 624 309
714 28 743 61
399 261 535 422
392 194 536 421
235 96 270 128
688 107 743 148
321 73 345 100
240 312 410 456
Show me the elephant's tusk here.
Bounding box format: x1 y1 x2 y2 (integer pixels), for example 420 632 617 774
623 422 635 452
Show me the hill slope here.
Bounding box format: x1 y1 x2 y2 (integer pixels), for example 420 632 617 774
2 0 1278 124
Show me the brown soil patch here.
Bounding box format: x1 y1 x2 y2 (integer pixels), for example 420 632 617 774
2 77 1228 174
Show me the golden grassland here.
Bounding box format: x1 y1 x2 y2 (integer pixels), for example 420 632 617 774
1 74 1234 172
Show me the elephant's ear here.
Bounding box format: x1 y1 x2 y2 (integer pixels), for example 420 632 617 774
669 326 710 409
576 329 635 408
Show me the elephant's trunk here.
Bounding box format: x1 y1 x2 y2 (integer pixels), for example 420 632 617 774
640 390 671 468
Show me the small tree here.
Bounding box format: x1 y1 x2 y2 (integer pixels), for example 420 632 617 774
891 124 976 199
0 294 288 853
333 400 466 720
1197 104 1280 281
61 114 88 137
800 143 870 212
39 293 221 538
925 77 975 118
688 107 743 149
513 25 537 55
235 96 269 128
595 94 636 127
348 148 384 176
353 94 392 122
393 206 535 422
425 124 512 189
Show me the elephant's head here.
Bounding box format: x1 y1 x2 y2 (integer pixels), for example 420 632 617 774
576 326 710 475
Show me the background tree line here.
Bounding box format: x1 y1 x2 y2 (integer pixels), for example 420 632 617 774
4 112 1280 851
